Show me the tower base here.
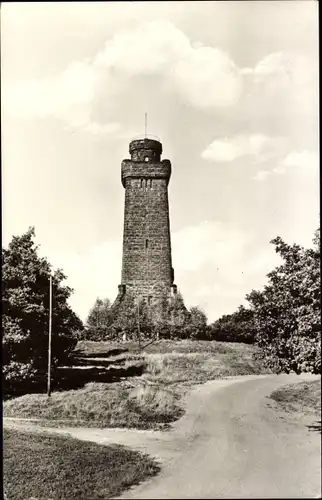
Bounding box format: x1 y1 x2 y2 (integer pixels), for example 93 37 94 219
110 283 188 331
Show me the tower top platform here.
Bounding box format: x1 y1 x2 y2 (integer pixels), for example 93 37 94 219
129 136 163 162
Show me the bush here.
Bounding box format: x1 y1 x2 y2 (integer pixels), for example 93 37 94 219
208 306 256 344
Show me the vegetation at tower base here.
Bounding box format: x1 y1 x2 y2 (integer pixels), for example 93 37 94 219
2 228 83 395
246 228 321 374
109 294 152 341
90 291 208 342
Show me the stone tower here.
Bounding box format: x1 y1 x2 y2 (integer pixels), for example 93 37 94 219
112 136 180 316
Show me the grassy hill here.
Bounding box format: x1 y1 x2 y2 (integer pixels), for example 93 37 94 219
4 340 270 430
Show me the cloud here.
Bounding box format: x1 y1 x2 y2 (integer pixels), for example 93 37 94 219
201 131 318 185
84 20 244 109
282 150 319 170
2 60 101 127
201 134 287 163
271 166 287 175
246 51 318 133
171 46 243 108
252 52 290 79
252 51 316 89
2 20 245 129
94 20 191 74
251 149 319 182
2 20 317 155
251 170 271 182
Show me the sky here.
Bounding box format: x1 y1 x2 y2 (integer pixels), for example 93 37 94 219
1 1 319 323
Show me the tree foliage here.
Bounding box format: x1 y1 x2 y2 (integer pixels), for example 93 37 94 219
106 292 206 341
246 228 320 374
82 297 112 341
208 305 256 344
2 228 83 393
109 295 152 341
87 298 111 328
185 306 208 339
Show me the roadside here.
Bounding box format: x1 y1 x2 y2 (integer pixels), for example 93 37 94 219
3 427 159 500
4 374 321 499
268 379 321 432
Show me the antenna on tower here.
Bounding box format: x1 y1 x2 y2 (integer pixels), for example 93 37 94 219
144 112 147 138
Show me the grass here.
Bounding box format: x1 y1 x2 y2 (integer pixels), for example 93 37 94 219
4 381 183 430
269 379 321 416
3 428 160 500
4 340 270 430
76 339 263 357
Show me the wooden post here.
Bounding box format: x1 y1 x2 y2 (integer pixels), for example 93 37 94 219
137 297 141 350
47 275 52 397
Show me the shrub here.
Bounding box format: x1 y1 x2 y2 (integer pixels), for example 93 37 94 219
208 306 256 344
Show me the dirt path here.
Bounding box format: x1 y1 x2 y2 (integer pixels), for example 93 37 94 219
4 374 321 498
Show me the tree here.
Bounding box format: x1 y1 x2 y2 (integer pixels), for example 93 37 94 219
208 305 256 344
109 295 153 341
87 298 111 328
108 292 208 342
246 228 320 374
187 306 208 339
167 292 189 326
82 297 112 340
2 227 83 393
109 292 193 342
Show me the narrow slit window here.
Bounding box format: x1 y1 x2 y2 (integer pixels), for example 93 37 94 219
145 239 149 249
148 296 152 305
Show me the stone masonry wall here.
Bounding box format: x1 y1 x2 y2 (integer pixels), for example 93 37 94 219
121 175 173 303
111 138 185 321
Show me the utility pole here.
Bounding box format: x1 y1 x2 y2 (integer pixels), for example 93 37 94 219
47 275 53 397
137 296 141 350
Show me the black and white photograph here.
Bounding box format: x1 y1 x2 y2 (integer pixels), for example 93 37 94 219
2 1 320 499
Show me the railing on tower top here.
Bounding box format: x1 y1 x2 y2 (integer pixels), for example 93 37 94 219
131 134 161 142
